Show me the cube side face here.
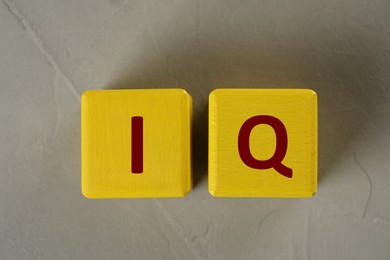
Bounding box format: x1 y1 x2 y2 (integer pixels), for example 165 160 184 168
81 89 192 198
209 89 317 198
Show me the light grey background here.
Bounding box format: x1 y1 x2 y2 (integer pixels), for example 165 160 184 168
1 0 390 259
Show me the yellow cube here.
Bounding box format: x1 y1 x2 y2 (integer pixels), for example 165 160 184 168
82 89 192 198
209 89 317 197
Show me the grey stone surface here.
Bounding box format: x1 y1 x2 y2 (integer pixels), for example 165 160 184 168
1 0 390 259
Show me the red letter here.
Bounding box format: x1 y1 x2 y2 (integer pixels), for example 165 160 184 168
238 115 292 178
131 116 143 173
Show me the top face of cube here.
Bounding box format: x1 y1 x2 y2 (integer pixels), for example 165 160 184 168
81 89 192 198
209 89 317 197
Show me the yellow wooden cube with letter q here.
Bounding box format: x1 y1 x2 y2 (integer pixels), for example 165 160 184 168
82 89 192 198
209 89 317 197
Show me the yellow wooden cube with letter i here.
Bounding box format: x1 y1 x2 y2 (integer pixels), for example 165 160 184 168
208 89 317 197
81 89 192 198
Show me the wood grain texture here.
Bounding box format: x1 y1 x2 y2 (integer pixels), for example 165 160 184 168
82 89 192 198
209 89 317 197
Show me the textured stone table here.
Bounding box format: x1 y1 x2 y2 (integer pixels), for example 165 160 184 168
1 1 389 259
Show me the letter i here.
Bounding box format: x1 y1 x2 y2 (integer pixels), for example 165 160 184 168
131 116 143 173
